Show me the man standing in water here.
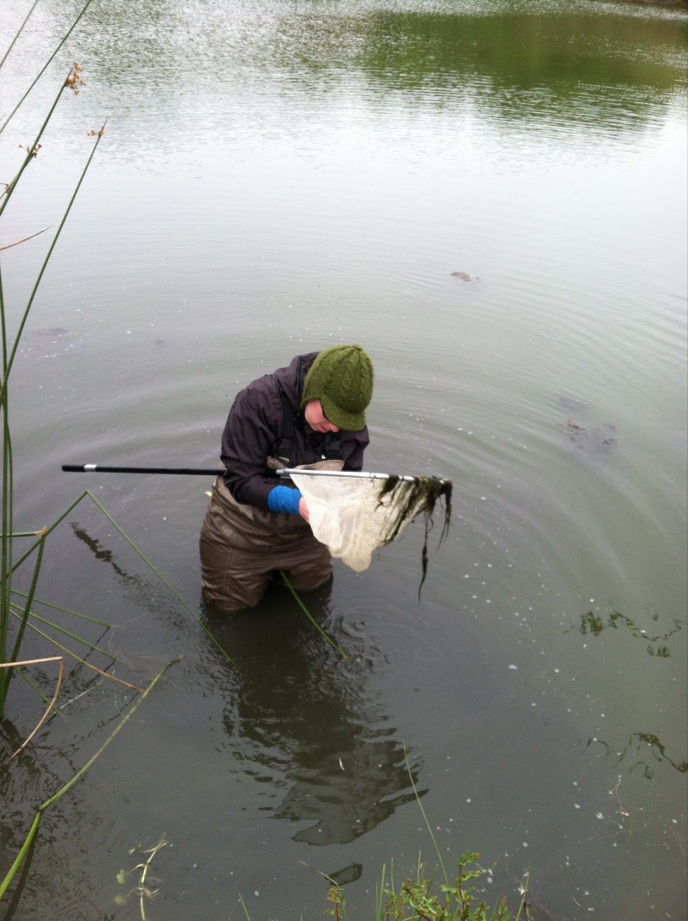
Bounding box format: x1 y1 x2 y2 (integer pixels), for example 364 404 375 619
200 344 374 612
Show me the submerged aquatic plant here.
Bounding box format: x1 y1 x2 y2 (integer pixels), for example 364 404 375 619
115 834 169 919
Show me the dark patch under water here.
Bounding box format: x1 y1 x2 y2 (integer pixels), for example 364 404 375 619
562 418 618 455
554 394 619 457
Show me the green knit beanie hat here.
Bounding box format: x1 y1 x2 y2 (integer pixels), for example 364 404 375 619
301 344 374 431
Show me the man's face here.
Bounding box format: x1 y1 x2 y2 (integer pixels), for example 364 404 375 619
304 399 340 434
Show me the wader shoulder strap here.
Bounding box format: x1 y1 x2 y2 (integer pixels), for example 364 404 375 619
277 385 343 463
277 385 296 462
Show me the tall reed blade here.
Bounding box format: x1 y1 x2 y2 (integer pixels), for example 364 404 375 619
0 113 106 395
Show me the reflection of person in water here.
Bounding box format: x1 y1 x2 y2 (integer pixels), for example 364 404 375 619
206 601 423 848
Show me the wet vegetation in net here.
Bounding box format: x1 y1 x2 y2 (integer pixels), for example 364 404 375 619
377 475 452 595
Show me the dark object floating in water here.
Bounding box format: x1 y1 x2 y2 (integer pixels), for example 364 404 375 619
554 394 618 458
20 326 77 360
562 418 618 454
450 271 479 282
30 327 70 338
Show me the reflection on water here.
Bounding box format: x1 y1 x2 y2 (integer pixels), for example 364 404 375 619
206 601 424 847
4 0 685 164
70 523 192 622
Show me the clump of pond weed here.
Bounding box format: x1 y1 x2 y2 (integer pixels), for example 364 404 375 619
376 474 452 596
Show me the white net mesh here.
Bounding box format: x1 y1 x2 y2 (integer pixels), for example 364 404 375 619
289 470 452 573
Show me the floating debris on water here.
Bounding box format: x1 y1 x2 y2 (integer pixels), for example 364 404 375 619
554 395 618 459
30 326 70 338
562 418 618 455
20 327 81 361
450 271 480 283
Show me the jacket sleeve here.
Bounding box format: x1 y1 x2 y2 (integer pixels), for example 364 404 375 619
220 384 282 510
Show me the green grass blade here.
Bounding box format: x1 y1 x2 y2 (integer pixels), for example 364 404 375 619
10 591 110 628
8 531 45 666
279 570 346 659
0 811 41 902
9 603 114 661
8 609 139 691
0 0 41 72
403 745 448 886
8 491 91 575
7 490 232 664
1 117 107 392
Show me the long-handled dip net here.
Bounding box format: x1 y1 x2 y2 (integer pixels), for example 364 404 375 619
62 462 453 590
279 468 452 579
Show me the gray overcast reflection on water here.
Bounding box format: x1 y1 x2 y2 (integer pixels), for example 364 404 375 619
0 1 686 919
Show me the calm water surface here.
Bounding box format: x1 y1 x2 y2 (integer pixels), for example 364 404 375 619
0 1 686 919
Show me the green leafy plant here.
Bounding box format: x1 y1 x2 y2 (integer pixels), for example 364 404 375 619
324 853 529 921
322 749 531 921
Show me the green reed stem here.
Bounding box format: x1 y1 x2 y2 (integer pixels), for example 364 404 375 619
8 491 92 575
8 611 114 679
9 603 114 662
0 58 101 714
0 659 177 902
10 591 110 628
0 408 11 688
8 532 45 665
0 116 106 396
0 67 74 220
0 529 44 710
0 0 41 72
0 260 12 694
375 864 388 921
5 489 230 662
404 745 448 886
0 811 42 903
279 570 346 659
0 252 10 666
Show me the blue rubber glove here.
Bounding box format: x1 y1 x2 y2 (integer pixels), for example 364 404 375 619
267 485 302 516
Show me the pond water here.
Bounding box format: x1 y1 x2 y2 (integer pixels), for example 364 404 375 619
1 1 686 919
